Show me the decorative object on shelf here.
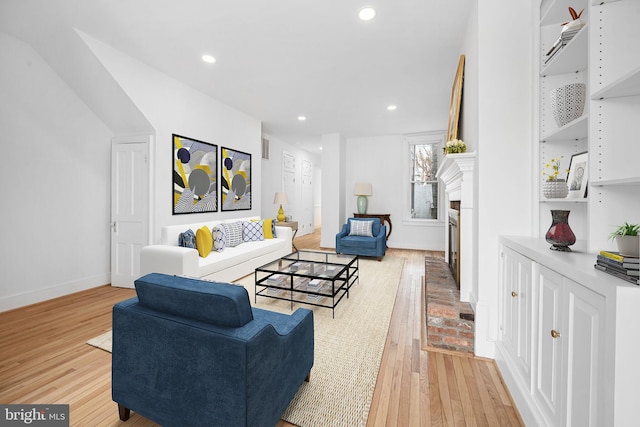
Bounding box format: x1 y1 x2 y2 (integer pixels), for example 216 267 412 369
444 139 467 154
566 151 588 198
446 55 465 143
561 7 585 33
542 157 568 198
354 182 372 214
221 147 251 211
550 83 586 128
545 210 576 251
273 192 289 222
172 134 218 215
543 179 569 199
609 222 640 257
545 8 585 65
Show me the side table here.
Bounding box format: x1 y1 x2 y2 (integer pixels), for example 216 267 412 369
277 221 299 251
353 213 392 240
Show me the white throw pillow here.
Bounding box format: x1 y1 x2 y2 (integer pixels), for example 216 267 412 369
220 221 243 247
349 219 374 237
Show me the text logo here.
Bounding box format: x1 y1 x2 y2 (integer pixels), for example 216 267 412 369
1 405 69 426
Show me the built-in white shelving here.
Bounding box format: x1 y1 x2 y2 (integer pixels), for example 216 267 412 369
591 0 620 5
591 65 640 99
541 25 588 76
499 1 640 424
591 177 640 187
539 198 588 203
540 114 588 141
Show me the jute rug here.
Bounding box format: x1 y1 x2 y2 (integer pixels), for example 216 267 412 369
88 256 405 427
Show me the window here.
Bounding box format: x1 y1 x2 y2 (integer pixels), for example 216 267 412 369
408 135 442 220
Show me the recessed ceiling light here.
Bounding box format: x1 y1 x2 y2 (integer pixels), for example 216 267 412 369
201 54 216 64
387 105 397 111
298 116 306 121
359 7 376 21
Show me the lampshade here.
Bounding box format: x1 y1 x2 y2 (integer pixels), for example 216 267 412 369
354 183 372 196
273 192 289 205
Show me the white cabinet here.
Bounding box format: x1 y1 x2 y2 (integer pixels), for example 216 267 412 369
563 278 605 427
497 236 640 427
533 265 605 426
499 246 534 388
533 265 564 426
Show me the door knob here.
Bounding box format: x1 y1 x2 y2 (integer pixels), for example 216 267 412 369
511 291 518 297
550 329 561 338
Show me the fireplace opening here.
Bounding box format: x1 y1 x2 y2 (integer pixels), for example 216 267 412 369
448 208 460 289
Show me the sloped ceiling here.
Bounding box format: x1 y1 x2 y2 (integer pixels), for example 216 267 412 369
0 0 471 151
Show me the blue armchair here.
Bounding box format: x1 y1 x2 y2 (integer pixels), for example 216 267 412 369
336 217 387 260
112 273 314 427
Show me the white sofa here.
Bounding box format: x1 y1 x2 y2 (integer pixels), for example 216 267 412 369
140 216 293 283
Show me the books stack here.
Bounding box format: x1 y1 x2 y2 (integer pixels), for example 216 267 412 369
266 274 286 296
594 251 640 285
544 29 581 65
307 279 323 302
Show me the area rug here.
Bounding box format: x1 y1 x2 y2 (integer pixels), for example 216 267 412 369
87 330 112 352
88 256 405 427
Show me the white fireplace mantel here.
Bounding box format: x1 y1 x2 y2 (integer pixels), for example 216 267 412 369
436 151 476 303
436 152 476 205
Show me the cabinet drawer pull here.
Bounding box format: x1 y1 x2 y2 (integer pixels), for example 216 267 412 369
550 329 561 339
511 291 518 297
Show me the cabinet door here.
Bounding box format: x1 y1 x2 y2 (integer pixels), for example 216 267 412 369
501 247 533 386
534 265 564 426
563 279 605 427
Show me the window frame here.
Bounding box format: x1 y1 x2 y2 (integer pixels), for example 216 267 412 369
403 132 445 224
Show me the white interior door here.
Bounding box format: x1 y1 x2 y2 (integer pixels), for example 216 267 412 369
111 136 150 288
282 151 296 221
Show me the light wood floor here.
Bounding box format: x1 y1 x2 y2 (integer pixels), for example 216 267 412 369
0 230 522 426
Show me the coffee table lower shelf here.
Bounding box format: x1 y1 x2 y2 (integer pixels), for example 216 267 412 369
254 251 359 318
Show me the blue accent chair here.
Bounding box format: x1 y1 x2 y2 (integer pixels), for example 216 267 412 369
112 273 314 427
335 217 387 260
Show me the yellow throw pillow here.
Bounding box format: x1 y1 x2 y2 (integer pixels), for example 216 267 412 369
195 226 213 258
263 218 274 239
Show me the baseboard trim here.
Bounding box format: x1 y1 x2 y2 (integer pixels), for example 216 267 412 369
0 273 110 313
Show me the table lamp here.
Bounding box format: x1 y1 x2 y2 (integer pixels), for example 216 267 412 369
354 183 372 214
273 192 289 222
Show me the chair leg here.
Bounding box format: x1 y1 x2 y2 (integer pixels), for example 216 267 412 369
305 372 311 382
118 404 131 421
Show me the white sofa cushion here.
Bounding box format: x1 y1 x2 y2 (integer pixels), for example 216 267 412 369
197 237 287 278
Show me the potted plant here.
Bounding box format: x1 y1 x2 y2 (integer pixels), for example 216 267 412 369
444 139 466 155
609 222 640 257
541 157 568 198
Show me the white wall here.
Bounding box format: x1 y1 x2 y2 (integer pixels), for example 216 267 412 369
79 33 263 243
320 133 346 248
459 0 481 308
472 0 535 358
0 33 113 311
345 135 445 250
260 133 321 236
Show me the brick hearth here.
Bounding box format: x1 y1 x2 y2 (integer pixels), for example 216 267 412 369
425 257 475 354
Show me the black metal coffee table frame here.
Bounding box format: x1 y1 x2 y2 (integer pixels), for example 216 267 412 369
254 250 359 318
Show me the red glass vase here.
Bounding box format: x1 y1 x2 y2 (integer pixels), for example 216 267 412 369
545 210 576 252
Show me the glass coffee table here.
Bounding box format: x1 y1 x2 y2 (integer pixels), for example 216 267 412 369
254 250 359 318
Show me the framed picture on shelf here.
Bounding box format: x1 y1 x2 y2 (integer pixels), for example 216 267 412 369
566 151 588 199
